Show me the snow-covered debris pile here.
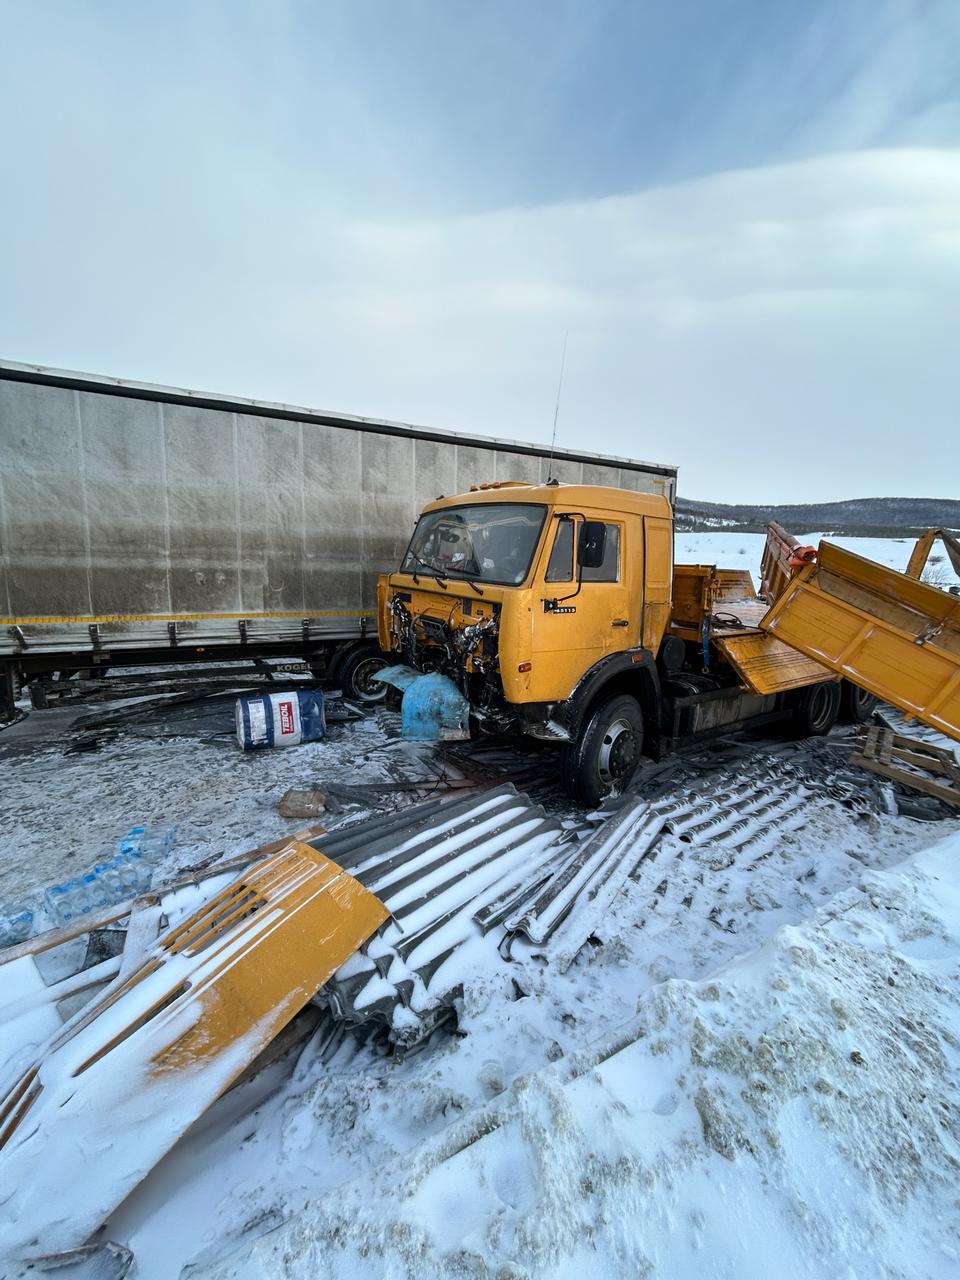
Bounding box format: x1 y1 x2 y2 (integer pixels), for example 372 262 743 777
198 826 960 1280
316 756 829 1050
319 783 567 1048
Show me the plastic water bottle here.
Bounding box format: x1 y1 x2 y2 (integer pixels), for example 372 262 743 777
44 876 91 925
37 826 171 929
116 825 171 893
82 870 110 912
94 852 126 902
0 906 33 949
137 827 175 861
119 826 146 857
124 851 154 893
43 881 70 924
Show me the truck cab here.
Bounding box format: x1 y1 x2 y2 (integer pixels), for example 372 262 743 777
378 482 838 804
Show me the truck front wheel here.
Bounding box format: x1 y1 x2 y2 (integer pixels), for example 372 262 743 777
561 693 644 807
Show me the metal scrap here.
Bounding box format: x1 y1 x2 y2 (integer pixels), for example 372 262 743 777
0 844 388 1259
315 784 565 1049
504 796 665 969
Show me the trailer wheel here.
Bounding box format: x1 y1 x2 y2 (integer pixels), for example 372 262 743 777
791 680 841 737
336 644 390 703
839 680 877 724
561 693 644 807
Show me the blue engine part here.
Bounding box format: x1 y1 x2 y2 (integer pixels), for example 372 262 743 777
373 665 471 742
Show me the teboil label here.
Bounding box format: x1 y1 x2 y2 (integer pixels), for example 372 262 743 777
269 692 303 745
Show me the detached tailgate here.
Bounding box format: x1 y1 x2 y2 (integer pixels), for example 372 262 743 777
713 632 834 695
760 541 960 743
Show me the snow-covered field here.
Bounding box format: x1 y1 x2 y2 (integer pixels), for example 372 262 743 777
675 530 960 589
1 531 959 1278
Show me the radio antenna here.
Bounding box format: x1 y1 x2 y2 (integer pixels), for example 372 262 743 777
546 329 568 483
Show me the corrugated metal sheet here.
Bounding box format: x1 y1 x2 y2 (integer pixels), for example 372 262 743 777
503 796 663 956
314 784 568 1048
302 757 824 1050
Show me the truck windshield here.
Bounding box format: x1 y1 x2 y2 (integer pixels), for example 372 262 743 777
402 503 547 586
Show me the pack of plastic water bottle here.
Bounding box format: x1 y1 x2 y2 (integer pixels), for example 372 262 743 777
0 906 33 949
39 825 176 929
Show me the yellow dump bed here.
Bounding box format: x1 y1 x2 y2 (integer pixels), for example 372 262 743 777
761 541 960 743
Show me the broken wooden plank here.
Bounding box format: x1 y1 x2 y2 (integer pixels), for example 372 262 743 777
852 726 960 809
851 752 960 809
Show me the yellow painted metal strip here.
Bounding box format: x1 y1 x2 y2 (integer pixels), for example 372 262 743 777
0 610 377 625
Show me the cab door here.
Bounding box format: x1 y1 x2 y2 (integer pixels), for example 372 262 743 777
530 514 636 703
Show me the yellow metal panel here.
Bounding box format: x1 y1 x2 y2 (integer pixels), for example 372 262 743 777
714 632 833 695
715 568 757 601
761 542 960 742
671 564 713 628
0 844 389 1255
642 516 672 653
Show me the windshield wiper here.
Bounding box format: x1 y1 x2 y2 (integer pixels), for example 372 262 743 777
407 552 448 588
444 571 484 596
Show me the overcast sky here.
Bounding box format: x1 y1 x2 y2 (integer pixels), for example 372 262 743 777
1 0 957 502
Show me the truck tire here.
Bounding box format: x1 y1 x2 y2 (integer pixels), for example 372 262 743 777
791 680 841 737
561 693 644 807
336 644 390 704
839 680 877 724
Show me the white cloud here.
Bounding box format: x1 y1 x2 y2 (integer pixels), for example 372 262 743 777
240 147 958 501
1 21 956 504
2 3 958 503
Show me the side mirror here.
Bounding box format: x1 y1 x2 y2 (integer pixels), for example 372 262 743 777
578 521 606 570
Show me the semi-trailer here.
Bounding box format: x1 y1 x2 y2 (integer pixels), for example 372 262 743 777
0 361 676 717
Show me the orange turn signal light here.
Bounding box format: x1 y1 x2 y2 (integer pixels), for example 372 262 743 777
518 661 532 673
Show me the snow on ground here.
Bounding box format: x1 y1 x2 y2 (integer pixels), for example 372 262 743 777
1 530 959 1277
94 771 959 1280
200 828 960 1280
0 708 434 910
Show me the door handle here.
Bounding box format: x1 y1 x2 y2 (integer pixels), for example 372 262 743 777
611 618 629 627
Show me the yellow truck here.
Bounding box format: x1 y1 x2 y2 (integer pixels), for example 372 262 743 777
376 481 863 804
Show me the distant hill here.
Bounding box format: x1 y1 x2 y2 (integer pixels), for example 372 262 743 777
675 496 960 537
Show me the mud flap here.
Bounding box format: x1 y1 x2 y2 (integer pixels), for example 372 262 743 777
374 665 471 741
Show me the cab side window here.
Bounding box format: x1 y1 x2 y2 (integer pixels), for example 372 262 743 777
581 523 620 582
545 519 574 582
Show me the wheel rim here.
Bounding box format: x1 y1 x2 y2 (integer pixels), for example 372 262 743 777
852 686 875 714
597 717 639 786
349 656 389 702
809 684 832 730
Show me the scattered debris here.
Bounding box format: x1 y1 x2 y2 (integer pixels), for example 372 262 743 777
503 796 664 963
63 729 121 755
277 788 328 819
853 725 960 810
319 783 566 1049
0 843 388 1259
0 695 956 1275
236 689 327 750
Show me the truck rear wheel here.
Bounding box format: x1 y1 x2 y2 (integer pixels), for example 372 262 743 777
840 680 877 723
791 680 841 737
336 644 390 704
561 693 644 807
